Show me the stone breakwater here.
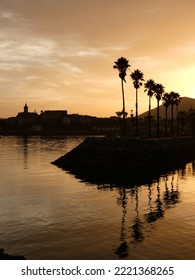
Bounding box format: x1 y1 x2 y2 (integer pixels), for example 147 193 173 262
52 136 195 185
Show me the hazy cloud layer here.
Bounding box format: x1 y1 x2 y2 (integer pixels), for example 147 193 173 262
0 0 195 117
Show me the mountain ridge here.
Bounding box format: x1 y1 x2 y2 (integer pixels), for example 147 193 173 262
139 96 195 119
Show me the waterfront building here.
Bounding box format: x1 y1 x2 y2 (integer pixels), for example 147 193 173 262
17 104 40 126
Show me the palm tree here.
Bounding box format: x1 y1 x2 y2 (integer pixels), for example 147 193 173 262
130 69 144 136
188 108 195 135
116 110 128 135
144 79 156 137
162 92 171 136
154 83 165 136
169 91 181 135
177 110 187 135
113 57 131 136
175 94 182 135
174 94 182 115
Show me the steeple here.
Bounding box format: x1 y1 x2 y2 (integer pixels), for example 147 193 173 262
24 103 28 114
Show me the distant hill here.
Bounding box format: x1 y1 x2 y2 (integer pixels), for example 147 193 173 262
139 97 195 119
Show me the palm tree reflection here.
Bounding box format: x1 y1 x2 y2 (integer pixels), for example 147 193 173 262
145 181 164 223
192 161 195 175
164 173 180 207
115 187 129 258
98 169 182 259
130 186 144 242
22 136 29 169
156 181 164 218
117 187 127 241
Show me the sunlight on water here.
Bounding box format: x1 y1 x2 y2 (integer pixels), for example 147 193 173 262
0 136 195 259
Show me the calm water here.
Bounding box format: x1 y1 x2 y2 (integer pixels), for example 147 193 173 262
0 136 195 260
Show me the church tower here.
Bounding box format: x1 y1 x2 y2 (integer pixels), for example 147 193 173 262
24 103 28 114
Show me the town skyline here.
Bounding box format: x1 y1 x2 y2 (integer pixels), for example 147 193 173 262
1 1 195 118
2 95 195 120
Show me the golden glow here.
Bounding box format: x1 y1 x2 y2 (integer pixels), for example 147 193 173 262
0 0 195 118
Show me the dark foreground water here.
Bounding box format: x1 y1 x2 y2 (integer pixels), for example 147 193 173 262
0 136 195 260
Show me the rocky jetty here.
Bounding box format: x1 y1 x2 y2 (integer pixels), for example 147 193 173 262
52 136 195 186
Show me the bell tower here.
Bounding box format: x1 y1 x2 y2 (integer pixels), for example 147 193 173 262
24 103 28 114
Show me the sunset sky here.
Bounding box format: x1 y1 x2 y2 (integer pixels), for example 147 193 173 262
1 0 195 118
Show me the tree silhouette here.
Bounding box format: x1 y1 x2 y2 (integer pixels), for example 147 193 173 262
188 108 195 135
154 83 165 136
177 110 187 135
130 69 144 136
162 92 171 136
113 57 131 136
175 94 182 135
116 110 128 135
144 79 156 137
169 92 181 135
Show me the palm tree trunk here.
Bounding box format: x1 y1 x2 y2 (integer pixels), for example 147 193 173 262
176 105 179 135
165 107 168 136
148 96 151 137
135 88 138 136
121 79 126 136
157 100 160 137
171 104 174 136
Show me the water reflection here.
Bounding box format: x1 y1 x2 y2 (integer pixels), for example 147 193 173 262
98 169 184 259
131 186 144 243
145 181 164 223
115 188 129 258
1 136 195 260
192 161 195 175
178 161 195 178
23 137 29 169
164 173 180 207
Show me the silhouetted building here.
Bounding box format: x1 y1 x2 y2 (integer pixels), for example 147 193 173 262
0 105 120 135
17 104 40 126
15 104 41 134
41 110 68 124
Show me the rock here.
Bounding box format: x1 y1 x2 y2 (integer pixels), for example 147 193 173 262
52 136 195 186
